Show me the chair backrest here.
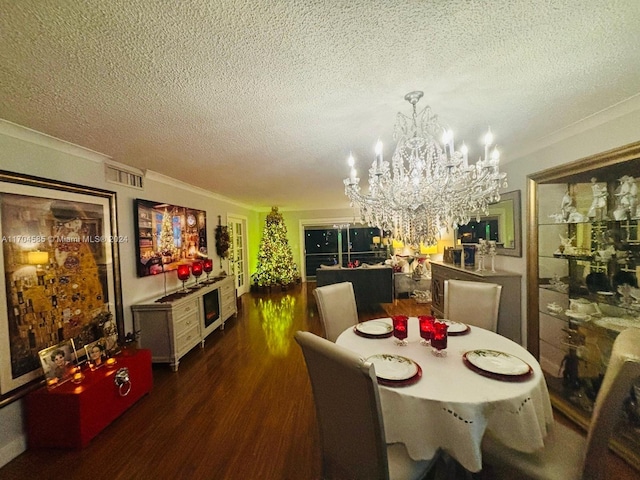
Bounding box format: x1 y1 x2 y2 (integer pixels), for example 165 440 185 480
313 282 359 342
581 327 640 480
295 330 390 480
444 279 502 332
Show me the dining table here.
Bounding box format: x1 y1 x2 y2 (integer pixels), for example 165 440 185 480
335 317 554 473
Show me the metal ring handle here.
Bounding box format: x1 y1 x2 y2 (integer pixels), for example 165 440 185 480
118 380 132 397
114 367 131 397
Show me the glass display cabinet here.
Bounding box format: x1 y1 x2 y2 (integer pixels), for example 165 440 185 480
527 141 640 470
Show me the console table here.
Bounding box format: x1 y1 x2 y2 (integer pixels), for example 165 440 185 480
315 266 394 307
26 349 152 449
431 261 522 343
131 275 236 371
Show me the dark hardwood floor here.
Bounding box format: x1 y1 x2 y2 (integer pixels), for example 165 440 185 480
1 282 638 479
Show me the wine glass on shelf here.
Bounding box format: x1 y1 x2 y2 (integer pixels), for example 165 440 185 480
391 315 409 346
418 315 435 346
191 261 203 288
177 264 191 293
203 258 214 283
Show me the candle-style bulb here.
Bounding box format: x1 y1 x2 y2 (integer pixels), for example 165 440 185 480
375 140 383 156
484 128 493 146
491 147 500 163
461 143 469 166
347 153 355 168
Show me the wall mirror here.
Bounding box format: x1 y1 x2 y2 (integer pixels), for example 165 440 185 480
455 190 522 257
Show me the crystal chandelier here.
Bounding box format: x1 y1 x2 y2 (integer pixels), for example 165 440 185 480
343 91 507 246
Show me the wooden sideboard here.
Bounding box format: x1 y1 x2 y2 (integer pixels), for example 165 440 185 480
131 275 236 371
431 261 522 343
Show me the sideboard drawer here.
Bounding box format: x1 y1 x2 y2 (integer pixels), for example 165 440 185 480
176 323 200 357
174 308 199 336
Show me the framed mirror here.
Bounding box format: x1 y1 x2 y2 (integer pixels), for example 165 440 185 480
455 190 522 257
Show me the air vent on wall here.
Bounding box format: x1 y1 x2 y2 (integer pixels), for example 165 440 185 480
105 162 144 189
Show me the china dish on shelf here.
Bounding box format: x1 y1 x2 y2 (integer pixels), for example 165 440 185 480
564 311 592 322
354 319 394 338
568 298 602 315
463 349 533 381
366 354 422 386
442 319 470 335
593 316 640 333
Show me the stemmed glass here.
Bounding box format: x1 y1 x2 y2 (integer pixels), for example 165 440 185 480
203 258 214 283
391 315 408 346
431 320 449 356
418 315 435 346
177 264 191 293
191 261 203 287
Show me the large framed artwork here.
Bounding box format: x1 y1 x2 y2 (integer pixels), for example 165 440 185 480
0 171 123 399
134 199 207 277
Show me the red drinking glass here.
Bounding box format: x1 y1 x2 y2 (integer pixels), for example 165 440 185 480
203 258 213 282
418 315 435 346
391 315 409 346
431 320 449 356
191 261 203 286
177 264 191 292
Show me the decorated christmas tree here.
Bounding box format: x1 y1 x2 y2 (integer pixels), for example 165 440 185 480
252 206 300 288
158 208 176 258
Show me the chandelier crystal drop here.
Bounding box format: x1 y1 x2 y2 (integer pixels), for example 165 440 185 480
343 91 507 246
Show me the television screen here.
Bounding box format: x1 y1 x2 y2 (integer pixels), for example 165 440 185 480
134 199 207 277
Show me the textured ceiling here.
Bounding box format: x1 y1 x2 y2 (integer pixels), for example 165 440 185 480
1 1 640 211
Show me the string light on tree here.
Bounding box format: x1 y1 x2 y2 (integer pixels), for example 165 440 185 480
252 207 300 289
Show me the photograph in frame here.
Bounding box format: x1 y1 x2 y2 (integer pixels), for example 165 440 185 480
84 338 107 370
38 340 75 388
0 171 124 397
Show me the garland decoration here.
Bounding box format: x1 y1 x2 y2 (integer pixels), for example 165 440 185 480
215 215 230 259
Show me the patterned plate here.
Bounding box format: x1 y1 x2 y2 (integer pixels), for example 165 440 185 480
367 354 418 381
442 319 470 335
463 349 532 381
354 319 393 338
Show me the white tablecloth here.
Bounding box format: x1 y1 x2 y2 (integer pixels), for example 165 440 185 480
336 318 554 472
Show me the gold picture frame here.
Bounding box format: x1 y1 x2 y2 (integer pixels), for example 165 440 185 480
0 171 123 403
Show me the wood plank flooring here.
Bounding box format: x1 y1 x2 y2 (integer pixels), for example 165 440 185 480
1 282 638 480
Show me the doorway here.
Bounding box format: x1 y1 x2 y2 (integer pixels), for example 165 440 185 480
227 215 249 295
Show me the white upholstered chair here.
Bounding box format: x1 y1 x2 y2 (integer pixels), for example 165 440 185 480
313 281 359 342
295 330 437 480
443 279 502 332
482 327 640 480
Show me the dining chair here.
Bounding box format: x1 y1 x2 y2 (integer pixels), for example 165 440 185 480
481 327 640 480
313 281 359 342
443 279 502 332
294 330 437 480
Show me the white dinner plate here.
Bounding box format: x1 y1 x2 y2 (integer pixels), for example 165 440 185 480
355 319 393 337
366 354 419 381
442 319 470 335
463 349 532 376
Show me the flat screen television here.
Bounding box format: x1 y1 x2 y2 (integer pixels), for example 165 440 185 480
134 199 207 277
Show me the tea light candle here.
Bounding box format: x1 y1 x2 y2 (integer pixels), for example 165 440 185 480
72 371 85 384
106 357 117 367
